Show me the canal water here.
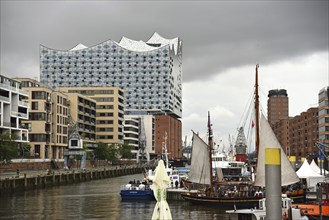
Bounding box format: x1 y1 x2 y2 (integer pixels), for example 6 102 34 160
0 173 230 220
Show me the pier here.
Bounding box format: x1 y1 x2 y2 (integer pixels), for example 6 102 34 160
0 165 154 195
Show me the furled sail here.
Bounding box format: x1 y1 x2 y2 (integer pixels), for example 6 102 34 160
254 114 299 187
188 132 211 185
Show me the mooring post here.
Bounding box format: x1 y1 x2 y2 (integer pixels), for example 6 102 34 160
265 148 282 220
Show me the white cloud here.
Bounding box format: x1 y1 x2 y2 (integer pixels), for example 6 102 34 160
182 52 328 148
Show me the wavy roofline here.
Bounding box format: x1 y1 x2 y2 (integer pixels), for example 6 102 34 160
40 33 180 54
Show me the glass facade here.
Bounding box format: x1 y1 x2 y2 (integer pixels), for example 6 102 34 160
40 34 182 118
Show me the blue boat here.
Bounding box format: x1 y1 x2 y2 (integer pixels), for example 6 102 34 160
120 182 155 200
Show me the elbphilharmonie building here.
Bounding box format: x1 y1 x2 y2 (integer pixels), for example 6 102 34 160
40 33 182 118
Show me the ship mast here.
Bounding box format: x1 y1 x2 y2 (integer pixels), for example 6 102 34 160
255 64 260 160
207 111 214 194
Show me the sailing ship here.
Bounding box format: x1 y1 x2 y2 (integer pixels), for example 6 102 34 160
181 65 306 208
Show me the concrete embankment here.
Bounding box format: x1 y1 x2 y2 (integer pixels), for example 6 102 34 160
0 165 155 195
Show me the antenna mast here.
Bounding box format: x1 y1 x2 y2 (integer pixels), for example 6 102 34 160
207 111 214 194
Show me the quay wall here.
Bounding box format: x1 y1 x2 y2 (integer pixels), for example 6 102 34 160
0 165 155 195
0 159 119 173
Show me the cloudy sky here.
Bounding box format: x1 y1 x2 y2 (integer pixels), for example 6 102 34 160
1 1 328 150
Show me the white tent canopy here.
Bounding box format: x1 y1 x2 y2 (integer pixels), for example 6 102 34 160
296 160 325 192
310 159 328 175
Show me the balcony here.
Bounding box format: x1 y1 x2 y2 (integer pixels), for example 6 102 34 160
11 111 28 118
0 95 10 102
0 82 28 96
19 101 29 108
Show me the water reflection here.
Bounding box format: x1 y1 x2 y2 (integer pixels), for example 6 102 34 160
0 174 229 220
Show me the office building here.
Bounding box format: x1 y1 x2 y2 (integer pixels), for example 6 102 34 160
267 89 289 126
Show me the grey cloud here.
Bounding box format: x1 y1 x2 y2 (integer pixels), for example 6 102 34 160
1 1 328 80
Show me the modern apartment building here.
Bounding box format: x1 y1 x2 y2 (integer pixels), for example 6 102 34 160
319 87 329 148
40 32 182 118
267 89 289 126
123 116 140 157
123 115 156 159
17 78 68 159
289 107 318 159
0 75 29 153
65 93 97 148
58 87 124 145
319 87 329 168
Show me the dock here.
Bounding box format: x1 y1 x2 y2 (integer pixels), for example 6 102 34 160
0 165 155 195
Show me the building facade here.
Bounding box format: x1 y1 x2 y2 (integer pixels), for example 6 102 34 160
0 75 29 154
267 88 320 161
271 119 290 155
65 93 97 148
123 115 156 159
59 87 125 146
289 107 318 159
319 87 329 158
267 89 289 126
40 32 182 118
17 78 68 159
123 116 140 157
155 115 182 159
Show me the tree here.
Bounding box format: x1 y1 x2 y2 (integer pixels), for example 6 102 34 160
0 133 19 162
94 142 118 162
118 141 132 159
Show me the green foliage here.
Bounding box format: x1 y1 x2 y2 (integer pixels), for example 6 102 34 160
118 141 132 159
108 144 118 162
0 133 19 161
94 142 118 162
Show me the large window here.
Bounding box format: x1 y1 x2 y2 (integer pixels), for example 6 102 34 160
29 134 46 142
29 112 45 120
32 91 46 100
31 102 38 110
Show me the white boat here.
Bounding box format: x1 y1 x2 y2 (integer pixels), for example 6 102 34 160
212 151 248 179
145 133 181 188
226 195 304 220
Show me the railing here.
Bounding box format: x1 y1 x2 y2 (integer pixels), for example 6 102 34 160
11 111 28 118
19 101 29 108
0 82 28 95
0 95 10 102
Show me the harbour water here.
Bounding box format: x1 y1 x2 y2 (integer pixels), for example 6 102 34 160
0 173 230 220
